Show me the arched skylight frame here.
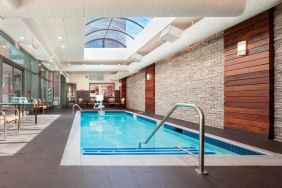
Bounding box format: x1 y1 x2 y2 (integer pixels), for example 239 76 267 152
85 17 152 48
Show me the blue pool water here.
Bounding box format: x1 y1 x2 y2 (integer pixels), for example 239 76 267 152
80 111 263 156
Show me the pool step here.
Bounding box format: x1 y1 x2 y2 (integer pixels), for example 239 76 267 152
82 147 216 155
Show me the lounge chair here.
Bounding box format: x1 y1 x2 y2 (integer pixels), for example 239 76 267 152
37 99 47 114
0 107 20 141
108 97 117 107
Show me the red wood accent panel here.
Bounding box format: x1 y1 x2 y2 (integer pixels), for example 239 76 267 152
225 96 270 103
224 38 270 56
119 78 126 99
225 90 269 97
224 10 274 138
225 77 270 87
225 107 269 116
225 58 269 72
224 11 270 36
224 70 269 82
145 64 155 113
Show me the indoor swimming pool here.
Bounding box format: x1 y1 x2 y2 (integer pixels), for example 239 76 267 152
80 111 264 156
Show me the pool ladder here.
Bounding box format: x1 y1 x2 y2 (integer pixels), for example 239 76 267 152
72 104 84 113
138 103 208 175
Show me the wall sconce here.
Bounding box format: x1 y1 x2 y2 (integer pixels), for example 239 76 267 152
146 73 151 80
119 82 122 87
237 41 247 56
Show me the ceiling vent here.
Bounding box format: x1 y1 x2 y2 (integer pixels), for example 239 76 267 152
89 74 104 81
130 53 143 62
160 25 182 43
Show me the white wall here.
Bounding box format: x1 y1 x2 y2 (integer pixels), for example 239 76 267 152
68 73 119 90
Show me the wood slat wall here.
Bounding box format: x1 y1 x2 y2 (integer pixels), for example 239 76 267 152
224 10 274 138
145 64 155 113
119 78 126 99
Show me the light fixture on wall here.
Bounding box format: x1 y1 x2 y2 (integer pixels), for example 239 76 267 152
119 82 122 87
237 41 247 56
146 73 151 81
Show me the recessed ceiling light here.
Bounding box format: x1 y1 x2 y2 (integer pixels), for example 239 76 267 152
19 36 25 40
61 44 65 48
118 64 120 65
28 45 33 49
2 45 7 48
57 36 63 40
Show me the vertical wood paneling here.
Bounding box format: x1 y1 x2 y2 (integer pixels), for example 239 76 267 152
145 64 155 113
224 10 274 138
119 78 126 99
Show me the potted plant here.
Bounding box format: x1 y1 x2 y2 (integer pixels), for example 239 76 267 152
15 89 21 97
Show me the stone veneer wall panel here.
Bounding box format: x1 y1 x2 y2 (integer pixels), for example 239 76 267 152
274 4 282 140
126 70 145 111
155 33 224 128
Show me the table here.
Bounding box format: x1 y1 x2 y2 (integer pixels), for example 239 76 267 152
0 103 38 124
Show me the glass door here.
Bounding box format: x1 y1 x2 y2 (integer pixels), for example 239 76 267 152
2 63 13 102
14 67 23 97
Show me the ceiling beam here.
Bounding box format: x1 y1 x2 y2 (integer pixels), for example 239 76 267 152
2 0 21 10
20 18 63 70
63 65 129 72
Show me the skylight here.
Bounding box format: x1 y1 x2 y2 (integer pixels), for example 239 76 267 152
85 17 152 48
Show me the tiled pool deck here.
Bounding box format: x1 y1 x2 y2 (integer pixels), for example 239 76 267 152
1 108 282 188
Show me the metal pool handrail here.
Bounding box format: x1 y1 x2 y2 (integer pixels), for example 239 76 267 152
138 103 208 175
72 104 84 113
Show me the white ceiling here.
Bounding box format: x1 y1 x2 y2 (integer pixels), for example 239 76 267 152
0 0 246 18
0 0 280 81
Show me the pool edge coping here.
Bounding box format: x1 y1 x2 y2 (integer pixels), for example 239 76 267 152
60 110 280 166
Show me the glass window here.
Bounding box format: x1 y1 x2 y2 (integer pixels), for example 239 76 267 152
85 17 152 48
53 72 60 106
31 73 39 99
85 39 104 48
40 66 49 79
0 36 10 59
2 63 13 102
40 78 47 101
104 39 125 48
9 48 24 65
0 35 25 65
14 68 23 97
31 59 39 73
47 80 53 102
67 83 76 103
